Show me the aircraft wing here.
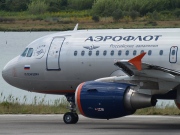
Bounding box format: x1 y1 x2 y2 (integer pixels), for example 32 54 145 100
114 52 180 80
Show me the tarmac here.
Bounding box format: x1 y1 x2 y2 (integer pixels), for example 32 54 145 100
0 115 180 135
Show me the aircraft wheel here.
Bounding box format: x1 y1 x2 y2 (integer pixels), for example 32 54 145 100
73 113 79 124
63 112 79 124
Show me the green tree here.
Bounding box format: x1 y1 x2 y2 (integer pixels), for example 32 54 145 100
130 10 139 21
174 8 180 17
46 0 68 12
0 0 6 11
92 0 118 16
28 0 48 14
147 10 159 21
112 9 123 22
169 0 180 9
92 15 100 22
2 0 30 11
68 0 94 10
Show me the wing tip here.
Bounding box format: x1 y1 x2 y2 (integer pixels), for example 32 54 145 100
128 52 146 70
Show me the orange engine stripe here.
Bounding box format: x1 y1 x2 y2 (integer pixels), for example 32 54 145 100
77 83 85 116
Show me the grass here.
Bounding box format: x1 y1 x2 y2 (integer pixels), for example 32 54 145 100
135 104 180 115
0 93 180 115
0 19 180 31
0 102 68 114
0 93 69 114
0 11 179 31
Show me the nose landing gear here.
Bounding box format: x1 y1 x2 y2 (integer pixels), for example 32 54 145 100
63 94 79 124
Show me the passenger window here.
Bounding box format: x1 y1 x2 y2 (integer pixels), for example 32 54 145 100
159 50 163 55
133 50 137 56
96 50 99 56
74 51 77 56
172 50 175 55
27 48 33 57
118 50 122 56
125 50 129 56
21 48 28 57
88 51 92 56
148 50 152 55
103 50 107 56
111 50 114 56
140 50 144 54
81 50 85 56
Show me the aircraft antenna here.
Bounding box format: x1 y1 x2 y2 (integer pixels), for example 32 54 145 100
73 23 78 31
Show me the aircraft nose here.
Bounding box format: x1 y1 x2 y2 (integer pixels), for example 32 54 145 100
2 65 10 84
2 56 19 85
2 69 8 84
2 68 6 80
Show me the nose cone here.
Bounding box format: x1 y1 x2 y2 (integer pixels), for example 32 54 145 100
2 67 7 82
2 66 11 85
2 56 19 85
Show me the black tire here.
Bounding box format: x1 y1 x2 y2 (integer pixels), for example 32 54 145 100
63 112 79 124
73 113 79 124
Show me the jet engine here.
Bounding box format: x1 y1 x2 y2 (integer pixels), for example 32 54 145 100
75 81 157 119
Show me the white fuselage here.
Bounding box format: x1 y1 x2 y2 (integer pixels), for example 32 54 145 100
2 28 180 95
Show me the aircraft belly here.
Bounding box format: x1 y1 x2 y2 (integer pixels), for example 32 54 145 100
10 76 79 94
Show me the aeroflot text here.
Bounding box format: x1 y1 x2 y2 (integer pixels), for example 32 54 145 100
85 35 162 42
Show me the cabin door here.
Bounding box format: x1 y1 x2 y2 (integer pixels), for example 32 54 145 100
46 37 65 70
169 46 178 63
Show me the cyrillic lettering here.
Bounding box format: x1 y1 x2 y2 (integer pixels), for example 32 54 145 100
112 36 122 41
104 36 112 41
85 36 93 42
123 36 134 41
94 36 103 42
154 35 162 41
143 35 153 41
134 36 142 41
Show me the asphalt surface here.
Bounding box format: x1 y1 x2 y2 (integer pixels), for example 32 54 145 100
0 115 180 135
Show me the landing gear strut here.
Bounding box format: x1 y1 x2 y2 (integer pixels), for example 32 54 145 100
63 94 79 124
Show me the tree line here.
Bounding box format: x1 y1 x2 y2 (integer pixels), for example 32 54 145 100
0 0 94 12
0 0 179 18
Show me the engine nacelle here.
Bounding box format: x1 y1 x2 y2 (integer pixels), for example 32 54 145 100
175 89 180 110
75 81 157 119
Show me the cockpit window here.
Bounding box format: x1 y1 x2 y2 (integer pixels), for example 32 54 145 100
21 48 28 57
27 48 33 57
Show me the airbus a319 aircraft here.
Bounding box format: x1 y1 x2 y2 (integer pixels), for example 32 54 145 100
2 24 180 124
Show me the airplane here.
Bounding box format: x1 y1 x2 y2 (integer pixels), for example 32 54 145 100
2 24 180 124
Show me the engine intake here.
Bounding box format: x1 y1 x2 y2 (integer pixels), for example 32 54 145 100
75 81 157 119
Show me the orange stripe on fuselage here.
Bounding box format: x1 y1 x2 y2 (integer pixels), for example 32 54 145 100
77 83 85 116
